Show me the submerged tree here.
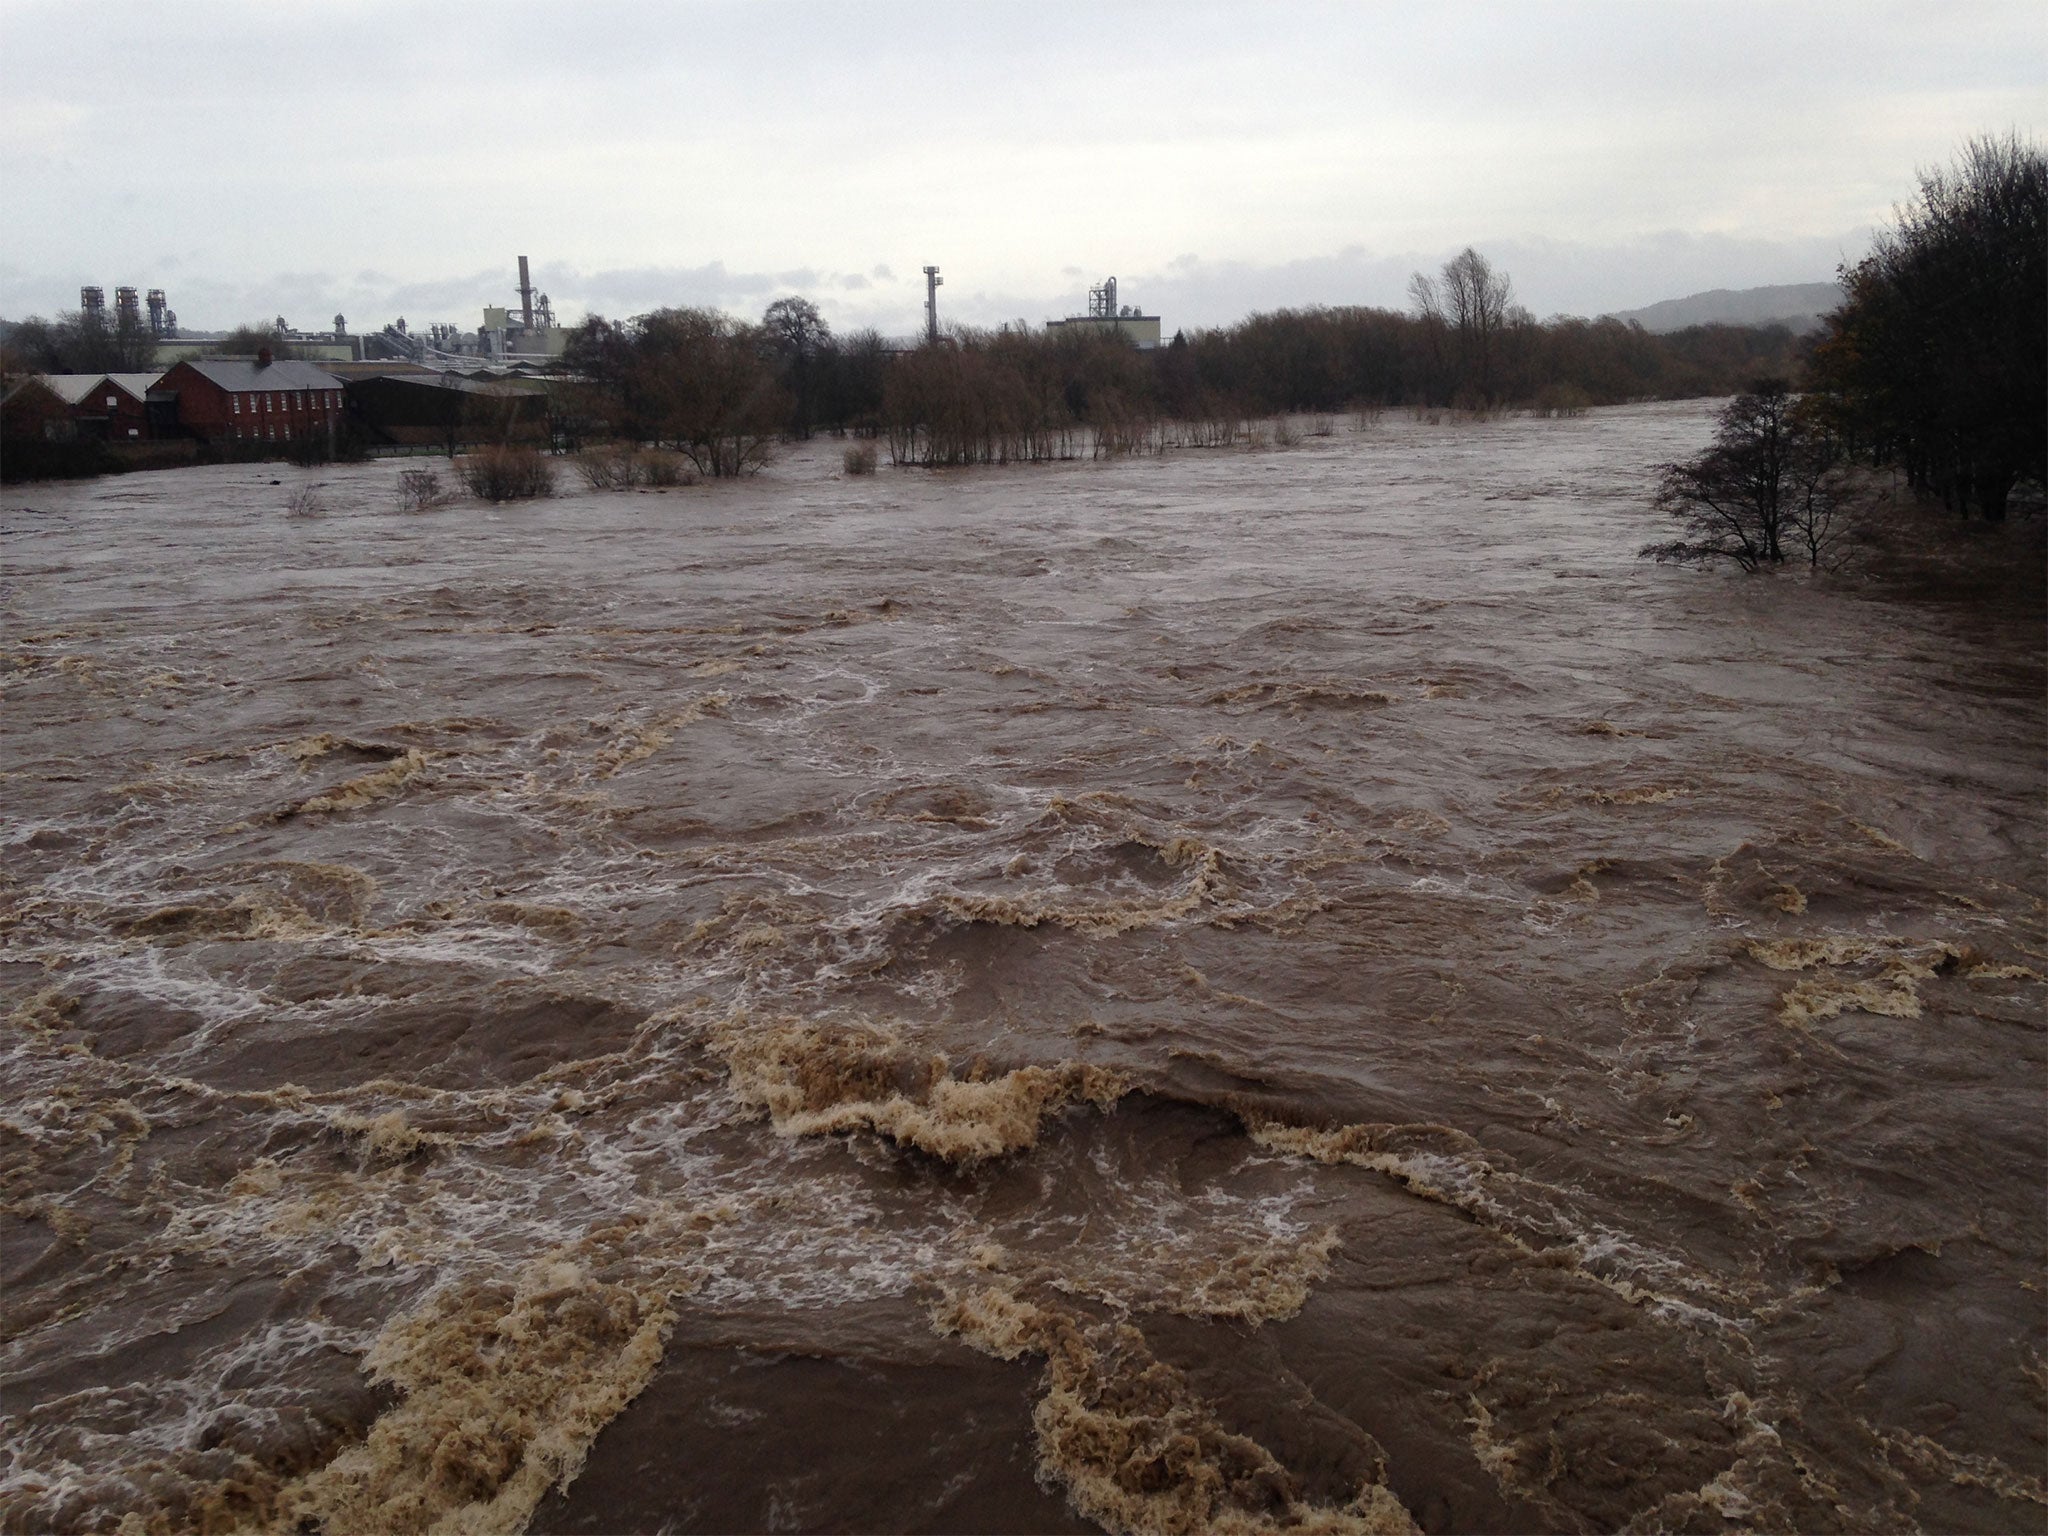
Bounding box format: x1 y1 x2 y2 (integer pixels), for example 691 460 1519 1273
561 308 785 475
1644 379 1851 572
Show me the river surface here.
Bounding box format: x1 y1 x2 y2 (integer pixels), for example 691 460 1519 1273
3 402 2043 1535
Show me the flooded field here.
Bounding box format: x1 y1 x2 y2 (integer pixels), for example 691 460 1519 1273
3 401 2043 1534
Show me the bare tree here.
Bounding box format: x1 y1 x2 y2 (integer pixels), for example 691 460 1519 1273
637 308 786 477
208 323 306 361
6 308 157 372
1408 248 1513 403
1644 379 1850 571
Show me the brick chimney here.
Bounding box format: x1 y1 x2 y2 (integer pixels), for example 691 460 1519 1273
257 347 273 367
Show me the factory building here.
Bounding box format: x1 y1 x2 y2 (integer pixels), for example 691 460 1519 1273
342 371 550 450
367 257 570 367
1045 276 1162 350
150 354 347 445
33 373 161 440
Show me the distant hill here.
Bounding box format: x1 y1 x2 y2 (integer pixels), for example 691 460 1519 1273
1608 282 1844 334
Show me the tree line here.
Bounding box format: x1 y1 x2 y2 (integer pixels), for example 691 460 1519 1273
1645 134 2044 575
555 255 1811 474
1 314 311 375
1808 132 2045 521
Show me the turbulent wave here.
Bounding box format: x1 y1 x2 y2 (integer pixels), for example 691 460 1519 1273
4 406 2042 1535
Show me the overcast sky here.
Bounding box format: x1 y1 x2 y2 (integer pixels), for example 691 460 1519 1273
2 0 2040 336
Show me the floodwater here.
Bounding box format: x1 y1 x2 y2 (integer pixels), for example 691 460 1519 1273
2 401 2042 1535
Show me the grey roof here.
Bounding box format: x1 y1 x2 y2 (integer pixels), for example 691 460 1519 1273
37 373 110 405
38 372 164 404
174 358 345 392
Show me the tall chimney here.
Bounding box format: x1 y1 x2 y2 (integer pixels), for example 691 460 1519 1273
517 255 534 329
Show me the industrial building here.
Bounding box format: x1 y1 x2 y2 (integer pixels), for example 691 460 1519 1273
32 374 159 440
342 370 549 449
365 257 570 368
80 284 177 339
81 258 568 370
149 355 347 446
1045 276 1162 349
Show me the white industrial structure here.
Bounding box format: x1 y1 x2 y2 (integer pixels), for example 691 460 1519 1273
1046 275 1162 349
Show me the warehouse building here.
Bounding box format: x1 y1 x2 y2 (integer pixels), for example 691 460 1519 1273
33 373 161 440
150 353 347 445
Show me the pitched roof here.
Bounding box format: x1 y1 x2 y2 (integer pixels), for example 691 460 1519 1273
106 372 165 398
172 358 345 392
4 377 65 409
37 373 111 406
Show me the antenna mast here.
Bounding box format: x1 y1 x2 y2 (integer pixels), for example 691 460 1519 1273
923 265 943 344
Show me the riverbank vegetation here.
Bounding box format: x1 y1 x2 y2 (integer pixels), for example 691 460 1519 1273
1643 134 2044 579
554 252 1808 475
1808 133 2045 521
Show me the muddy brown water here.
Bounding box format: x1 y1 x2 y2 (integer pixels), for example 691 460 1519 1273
2 402 2042 1535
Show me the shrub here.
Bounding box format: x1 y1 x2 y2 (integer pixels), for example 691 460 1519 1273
638 450 694 487
0 437 117 482
284 484 321 517
843 443 878 476
575 445 640 489
398 467 451 512
458 445 556 501
1531 382 1593 418
286 430 364 466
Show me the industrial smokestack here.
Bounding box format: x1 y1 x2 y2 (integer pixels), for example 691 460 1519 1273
923 265 943 345
517 255 534 329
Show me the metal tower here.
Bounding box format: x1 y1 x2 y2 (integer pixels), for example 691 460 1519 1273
923 265 943 345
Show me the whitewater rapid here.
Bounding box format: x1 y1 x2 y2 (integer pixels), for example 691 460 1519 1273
3 402 2042 1534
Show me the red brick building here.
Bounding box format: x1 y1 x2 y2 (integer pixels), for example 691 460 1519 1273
1 377 70 440
153 354 346 446
37 373 159 440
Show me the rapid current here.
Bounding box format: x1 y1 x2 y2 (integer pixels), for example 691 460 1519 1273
3 401 2042 1534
